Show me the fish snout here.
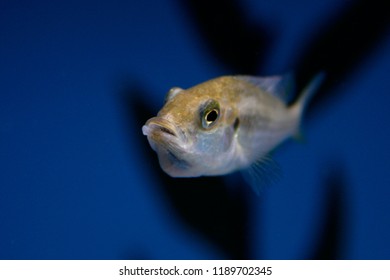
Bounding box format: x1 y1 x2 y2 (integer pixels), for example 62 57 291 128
142 117 186 142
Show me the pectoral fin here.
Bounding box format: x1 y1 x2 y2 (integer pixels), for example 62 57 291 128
241 155 281 195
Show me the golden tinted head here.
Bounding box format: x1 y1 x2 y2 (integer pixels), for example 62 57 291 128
142 77 240 177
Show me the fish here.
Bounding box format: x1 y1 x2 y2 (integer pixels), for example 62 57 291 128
142 74 324 192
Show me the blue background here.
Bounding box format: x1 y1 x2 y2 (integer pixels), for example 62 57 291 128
0 0 389 259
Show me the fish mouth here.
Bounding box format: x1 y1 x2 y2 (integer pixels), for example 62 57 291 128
142 117 187 150
142 117 191 174
142 117 186 142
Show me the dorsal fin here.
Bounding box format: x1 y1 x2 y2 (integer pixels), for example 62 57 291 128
235 74 294 102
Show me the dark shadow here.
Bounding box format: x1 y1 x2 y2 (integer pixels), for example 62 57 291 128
119 0 389 260
178 0 273 74
179 0 389 114
119 81 254 259
308 163 348 259
294 0 390 115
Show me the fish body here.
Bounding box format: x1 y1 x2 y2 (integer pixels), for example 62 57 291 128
142 74 323 181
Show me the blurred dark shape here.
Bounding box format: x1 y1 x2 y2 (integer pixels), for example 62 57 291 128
294 0 390 115
120 0 389 260
180 0 389 114
178 0 273 74
119 82 253 259
308 163 348 260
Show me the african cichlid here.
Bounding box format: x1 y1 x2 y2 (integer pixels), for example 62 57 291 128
142 74 324 191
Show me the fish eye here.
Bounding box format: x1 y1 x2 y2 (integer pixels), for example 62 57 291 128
205 109 218 124
200 100 220 129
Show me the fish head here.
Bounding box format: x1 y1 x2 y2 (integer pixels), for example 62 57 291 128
142 78 239 177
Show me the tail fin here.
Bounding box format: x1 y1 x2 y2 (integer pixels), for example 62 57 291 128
291 72 325 121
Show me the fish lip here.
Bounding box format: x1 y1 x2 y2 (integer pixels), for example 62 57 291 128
142 117 187 143
142 117 191 172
